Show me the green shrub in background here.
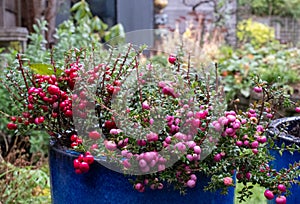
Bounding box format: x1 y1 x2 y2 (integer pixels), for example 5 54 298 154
0 161 51 204
238 0 300 18
219 42 300 101
237 19 276 48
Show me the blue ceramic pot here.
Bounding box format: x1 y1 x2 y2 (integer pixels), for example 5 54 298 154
267 117 300 204
49 146 235 204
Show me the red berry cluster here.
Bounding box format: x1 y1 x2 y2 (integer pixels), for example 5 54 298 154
6 63 82 132
73 152 94 174
70 134 83 148
61 63 81 90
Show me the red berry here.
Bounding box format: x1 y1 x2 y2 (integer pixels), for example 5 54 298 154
113 80 121 86
76 138 83 144
277 184 286 192
168 55 176 64
79 162 89 173
71 134 78 142
64 110 73 117
295 107 300 113
78 154 85 162
104 120 117 130
38 116 45 123
71 142 78 148
264 189 274 200
7 123 17 130
47 85 60 95
84 155 94 164
27 104 34 110
106 85 115 94
10 116 17 122
52 112 58 118
75 169 82 174
73 159 81 169
275 196 286 204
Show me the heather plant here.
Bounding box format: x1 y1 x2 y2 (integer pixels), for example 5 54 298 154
2 41 300 204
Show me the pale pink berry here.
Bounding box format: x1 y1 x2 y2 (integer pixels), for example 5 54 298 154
142 101 150 110
104 140 117 151
186 179 196 188
146 132 158 142
223 177 233 186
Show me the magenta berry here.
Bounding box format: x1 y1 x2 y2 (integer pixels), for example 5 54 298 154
277 184 286 192
214 154 222 162
295 107 300 113
264 189 274 200
251 141 259 149
168 55 176 64
275 195 286 204
253 86 263 93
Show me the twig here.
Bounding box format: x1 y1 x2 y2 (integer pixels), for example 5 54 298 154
17 54 29 91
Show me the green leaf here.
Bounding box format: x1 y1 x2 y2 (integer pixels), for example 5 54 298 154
29 63 62 76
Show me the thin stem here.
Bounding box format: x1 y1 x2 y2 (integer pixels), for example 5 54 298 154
187 53 191 84
17 54 29 91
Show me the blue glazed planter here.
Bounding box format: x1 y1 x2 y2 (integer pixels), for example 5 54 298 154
267 117 300 204
49 146 235 204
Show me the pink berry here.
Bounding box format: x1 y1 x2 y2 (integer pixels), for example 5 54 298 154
193 146 201 154
236 141 243 147
275 195 286 204
147 132 159 142
277 184 286 192
245 172 251 180
135 183 143 190
186 154 193 161
223 177 233 186
264 189 274 200
105 140 117 151
253 86 263 93
252 148 259 154
295 107 300 113
142 101 150 110
186 179 196 188
251 141 259 149
214 154 221 162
